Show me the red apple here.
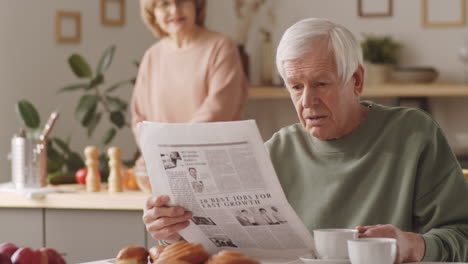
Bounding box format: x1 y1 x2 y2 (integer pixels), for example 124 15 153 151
0 243 18 258
40 248 66 264
11 247 47 264
0 253 12 264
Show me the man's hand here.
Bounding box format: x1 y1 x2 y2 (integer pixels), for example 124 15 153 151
356 224 425 263
143 195 192 243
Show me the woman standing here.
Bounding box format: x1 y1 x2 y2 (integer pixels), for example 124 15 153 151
132 0 248 154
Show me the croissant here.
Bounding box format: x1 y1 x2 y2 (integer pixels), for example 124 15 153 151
205 250 260 264
156 241 209 264
115 245 149 264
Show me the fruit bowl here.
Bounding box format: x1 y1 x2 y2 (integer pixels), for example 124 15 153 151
134 166 152 193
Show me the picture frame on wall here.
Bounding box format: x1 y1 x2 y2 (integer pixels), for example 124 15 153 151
55 11 81 44
358 0 393 17
422 0 466 28
101 0 126 26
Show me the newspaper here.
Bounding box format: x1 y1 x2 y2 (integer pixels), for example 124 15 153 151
137 120 315 261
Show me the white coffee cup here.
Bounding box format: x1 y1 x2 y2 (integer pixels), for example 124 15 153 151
313 229 358 259
347 238 397 264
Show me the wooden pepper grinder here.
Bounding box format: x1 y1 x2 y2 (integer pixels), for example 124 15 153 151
107 146 123 193
85 145 101 192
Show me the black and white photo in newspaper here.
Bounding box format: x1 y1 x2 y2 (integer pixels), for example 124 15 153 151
137 120 315 260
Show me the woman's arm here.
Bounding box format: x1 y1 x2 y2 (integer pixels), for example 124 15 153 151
190 38 248 122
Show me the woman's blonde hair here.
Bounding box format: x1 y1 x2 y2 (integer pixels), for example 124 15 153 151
140 0 206 38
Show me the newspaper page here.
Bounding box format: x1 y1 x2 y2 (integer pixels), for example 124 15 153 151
137 120 315 261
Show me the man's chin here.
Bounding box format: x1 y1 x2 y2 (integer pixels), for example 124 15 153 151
307 128 331 141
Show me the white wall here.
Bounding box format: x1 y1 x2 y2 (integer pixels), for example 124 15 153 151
1 0 468 182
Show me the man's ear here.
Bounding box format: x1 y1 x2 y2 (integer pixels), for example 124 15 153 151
352 64 365 96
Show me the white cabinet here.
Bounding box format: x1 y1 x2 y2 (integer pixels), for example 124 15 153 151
44 209 146 264
0 208 43 248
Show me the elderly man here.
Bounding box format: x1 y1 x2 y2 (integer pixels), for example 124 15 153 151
142 18 468 262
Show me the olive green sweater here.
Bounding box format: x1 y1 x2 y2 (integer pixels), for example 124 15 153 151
265 102 468 261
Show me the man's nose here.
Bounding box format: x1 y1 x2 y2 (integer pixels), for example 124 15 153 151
301 87 319 108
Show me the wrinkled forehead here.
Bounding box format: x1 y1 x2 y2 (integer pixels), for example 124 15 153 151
283 47 337 80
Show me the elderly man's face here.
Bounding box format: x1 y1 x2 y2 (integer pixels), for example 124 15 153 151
283 41 364 141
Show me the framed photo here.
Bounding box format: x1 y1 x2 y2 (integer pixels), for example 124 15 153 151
422 0 466 27
358 0 393 17
55 11 81 44
101 0 126 26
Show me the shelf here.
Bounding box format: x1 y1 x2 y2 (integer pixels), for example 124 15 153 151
249 83 468 99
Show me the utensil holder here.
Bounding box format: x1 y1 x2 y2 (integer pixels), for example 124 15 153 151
10 136 47 189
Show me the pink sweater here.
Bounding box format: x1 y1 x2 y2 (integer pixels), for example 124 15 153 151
131 29 248 138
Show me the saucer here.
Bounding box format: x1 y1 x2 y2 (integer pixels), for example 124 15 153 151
299 255 350 264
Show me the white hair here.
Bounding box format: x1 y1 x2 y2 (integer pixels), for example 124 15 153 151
276 18 363 84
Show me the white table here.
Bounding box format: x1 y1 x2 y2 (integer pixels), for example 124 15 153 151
80 259 300 264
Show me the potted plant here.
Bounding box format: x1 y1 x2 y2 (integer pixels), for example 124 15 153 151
59 45 138 178
361 34 401 85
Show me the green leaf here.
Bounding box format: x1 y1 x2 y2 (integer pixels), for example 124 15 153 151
58 83 89 93
15 100 41 129
87 74 104 90
68 54 93 78
110 111 125 128
106 96 127 111
87 112 102 137
98 153 109 182
105 79 134 93
47 139 66 173
97 45 116 75
65 152 85 172
361 34 401 64
47 159 64 173
75 95 98 126
52 137 71 155
102 128 117 145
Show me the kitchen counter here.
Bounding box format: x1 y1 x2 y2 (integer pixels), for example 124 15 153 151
0 184 151 210
0 184 155 263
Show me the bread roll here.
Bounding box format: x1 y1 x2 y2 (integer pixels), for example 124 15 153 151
116 245 149 264
205 250 260 264
156 241 209 264
149 245 166 263
156 260 191 264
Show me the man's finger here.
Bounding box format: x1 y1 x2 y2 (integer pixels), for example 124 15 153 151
154 221 190 240
361 225 396 238
146 195 170 209
154 211 192 228
154 206 189 219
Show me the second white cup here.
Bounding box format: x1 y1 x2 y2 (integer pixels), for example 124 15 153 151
313 228 358 259
347 238 397 264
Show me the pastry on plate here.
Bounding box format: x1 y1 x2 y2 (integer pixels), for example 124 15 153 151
115 245 149 264
205 250 260 264
149 245 166 263
156 241 209 264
